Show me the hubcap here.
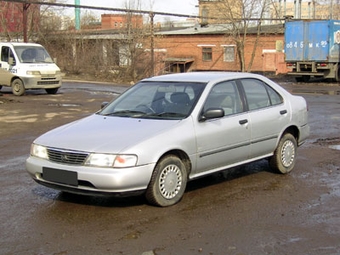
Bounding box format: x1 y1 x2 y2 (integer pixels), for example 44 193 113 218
159 164 182 199
281 140 295 167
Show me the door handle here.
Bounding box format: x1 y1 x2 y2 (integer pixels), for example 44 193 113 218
280 110 287 115
239 119 248 125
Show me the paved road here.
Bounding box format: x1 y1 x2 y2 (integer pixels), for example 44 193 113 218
0 80 340 255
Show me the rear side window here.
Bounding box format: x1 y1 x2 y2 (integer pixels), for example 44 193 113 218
241 79 283 111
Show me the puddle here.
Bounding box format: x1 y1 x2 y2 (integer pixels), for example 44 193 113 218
329 145 340 151
47 103 81 107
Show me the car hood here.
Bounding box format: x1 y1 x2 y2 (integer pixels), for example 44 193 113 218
35 114 181 153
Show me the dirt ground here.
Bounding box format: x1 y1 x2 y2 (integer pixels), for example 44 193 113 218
0 79 340 255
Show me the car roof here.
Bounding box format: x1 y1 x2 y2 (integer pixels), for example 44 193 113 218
143 72 263 83
1 42 41 47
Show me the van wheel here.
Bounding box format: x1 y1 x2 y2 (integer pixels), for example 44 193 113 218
12 79 25 96
270 133 297 174
46 88 59 94
335 66 340 82
146 155 187 207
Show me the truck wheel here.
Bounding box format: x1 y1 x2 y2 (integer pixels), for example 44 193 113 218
12 79 25 96
146 155 187 207
270 133 297 174
335 66 340 82
45 88 59 94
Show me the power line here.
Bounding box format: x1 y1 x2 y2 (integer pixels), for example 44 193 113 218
1 0 200 19
1 0 286 21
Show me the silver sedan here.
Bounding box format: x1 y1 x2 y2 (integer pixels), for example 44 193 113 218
26 72 309 206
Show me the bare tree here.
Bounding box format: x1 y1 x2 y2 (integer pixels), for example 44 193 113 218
219 0 273 72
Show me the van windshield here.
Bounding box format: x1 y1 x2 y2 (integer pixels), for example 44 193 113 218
13 46 54 63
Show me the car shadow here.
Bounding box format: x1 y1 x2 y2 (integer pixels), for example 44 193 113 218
32 159 276 208
186 159 275 193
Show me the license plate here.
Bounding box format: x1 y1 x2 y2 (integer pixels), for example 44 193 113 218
43 167 78 186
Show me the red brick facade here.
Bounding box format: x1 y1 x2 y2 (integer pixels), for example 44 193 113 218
154 32 287 74
101 14 143 30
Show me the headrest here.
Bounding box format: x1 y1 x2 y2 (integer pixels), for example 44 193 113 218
170 92 190 104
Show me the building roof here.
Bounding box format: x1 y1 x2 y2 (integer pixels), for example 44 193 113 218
156 23 285 36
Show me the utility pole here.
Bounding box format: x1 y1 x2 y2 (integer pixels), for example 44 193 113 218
149 12 155 77
23 3 30 42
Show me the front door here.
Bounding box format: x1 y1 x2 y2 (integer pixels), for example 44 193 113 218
193 80 251 176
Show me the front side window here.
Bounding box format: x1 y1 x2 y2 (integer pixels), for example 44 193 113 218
203 80 243 116
241 79 283 111
202 47 212 61
1 46 15 63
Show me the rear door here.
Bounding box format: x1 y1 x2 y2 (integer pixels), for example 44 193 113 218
240 78 289 159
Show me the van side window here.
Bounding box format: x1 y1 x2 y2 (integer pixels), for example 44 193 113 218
1 46 10 62
1 46 15 65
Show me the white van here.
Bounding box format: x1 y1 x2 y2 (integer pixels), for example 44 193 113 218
0 42 62 96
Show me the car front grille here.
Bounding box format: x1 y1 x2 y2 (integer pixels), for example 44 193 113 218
47 148 89 165
37 80 60 85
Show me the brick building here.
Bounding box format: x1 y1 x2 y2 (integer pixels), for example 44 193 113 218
101 14 143 30
154 24 287 74
199 0 242 24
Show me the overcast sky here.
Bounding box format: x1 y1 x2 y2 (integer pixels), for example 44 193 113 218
66 0 199 19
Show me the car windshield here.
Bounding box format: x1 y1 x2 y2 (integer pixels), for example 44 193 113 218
14 46 54 63
99 81 206 120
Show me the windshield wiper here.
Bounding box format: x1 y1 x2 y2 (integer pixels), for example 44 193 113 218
103 110 147 117
150 112 187 118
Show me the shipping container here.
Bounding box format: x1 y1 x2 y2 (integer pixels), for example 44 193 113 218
284 20 340 82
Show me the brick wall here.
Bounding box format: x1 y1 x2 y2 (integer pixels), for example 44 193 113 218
154 33 285 73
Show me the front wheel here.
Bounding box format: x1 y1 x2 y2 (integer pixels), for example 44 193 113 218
146 155 187 207
11 79 25 96
270 133 297 174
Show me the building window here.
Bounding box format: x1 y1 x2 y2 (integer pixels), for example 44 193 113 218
223 46 235 62
202 47 212 61
202 7 209 24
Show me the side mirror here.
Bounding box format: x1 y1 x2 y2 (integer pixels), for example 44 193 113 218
9 57 14 65
101 102 109 109
199 108 224 122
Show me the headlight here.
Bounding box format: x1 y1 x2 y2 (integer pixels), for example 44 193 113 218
27 70 41 75
56 70 61 75
31 144 48 159
85 154 137 168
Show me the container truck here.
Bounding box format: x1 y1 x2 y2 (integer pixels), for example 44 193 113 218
0 42 62 96
284 20 340 82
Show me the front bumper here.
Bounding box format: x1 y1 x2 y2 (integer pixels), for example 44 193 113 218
22 75 62 89
26 156 155 196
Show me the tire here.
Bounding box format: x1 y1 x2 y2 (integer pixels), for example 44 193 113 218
270 133 297 174
45 88 59 94
146 155 187 207
335 66 340 82
11 79 25 96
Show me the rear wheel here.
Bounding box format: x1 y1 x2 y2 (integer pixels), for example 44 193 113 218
146 155 187 207
270 133 297 174
12 79 25 96
335 66 340 82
